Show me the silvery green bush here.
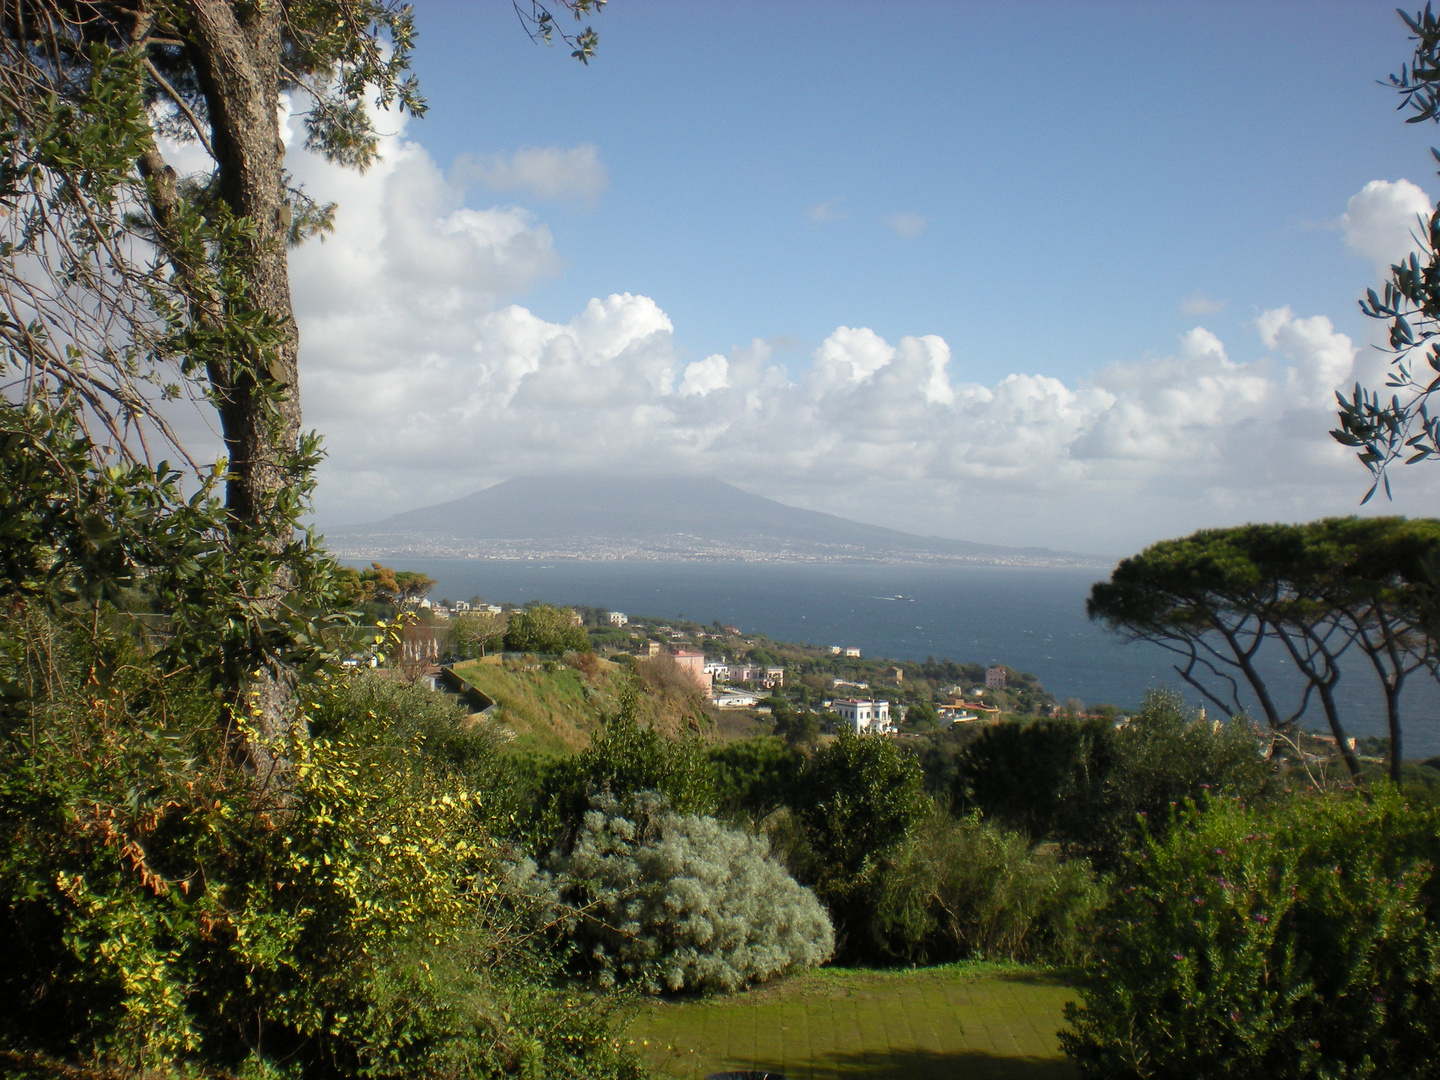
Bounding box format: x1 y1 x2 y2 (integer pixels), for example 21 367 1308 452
517 791 834 993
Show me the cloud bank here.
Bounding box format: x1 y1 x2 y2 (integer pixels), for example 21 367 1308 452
279 119 1440 554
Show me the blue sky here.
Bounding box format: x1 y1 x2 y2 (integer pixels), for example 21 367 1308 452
277 1 1440 552
409 0 1420 381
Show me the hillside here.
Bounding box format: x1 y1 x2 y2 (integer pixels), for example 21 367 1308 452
451 653 709 755
324 476 1107 567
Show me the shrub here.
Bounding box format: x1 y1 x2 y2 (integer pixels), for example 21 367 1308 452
0 613 640 1079
520 791 834 994
528 682 717 854
956 689 1271 867
954 715 1114 840
708 736 805 824
871 810 1102 965
1061 790 1440 1080
793 730 929 954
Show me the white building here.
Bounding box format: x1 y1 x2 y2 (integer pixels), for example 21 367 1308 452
607 611 628 626
704 662 730 680
452 600 471 612
833 698 893 735
843 646 862 658
715 690 760 709
938 704 979 724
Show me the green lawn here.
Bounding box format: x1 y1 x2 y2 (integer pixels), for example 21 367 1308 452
626 963 1078 1080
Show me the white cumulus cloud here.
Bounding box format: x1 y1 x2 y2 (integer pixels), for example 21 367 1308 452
1341 178 1432 276
679 355 731 397
253 134 1440 554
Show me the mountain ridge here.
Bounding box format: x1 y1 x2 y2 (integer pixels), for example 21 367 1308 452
323 477 1111 568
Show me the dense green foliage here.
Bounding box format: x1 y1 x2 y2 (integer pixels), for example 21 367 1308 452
0 626 639 1078
793 730 930 953
505 603 591 655
708 736 805 824
870 810 1102 966
1062 790 1440 1079
957 690 1272 868
525 685 717 855
519 791 834 994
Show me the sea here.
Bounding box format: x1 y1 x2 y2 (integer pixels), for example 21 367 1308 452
373 558 1440 760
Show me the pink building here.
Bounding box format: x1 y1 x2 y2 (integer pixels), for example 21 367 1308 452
670 648 714 697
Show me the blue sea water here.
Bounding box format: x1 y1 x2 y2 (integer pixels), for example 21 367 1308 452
376 558 1440 759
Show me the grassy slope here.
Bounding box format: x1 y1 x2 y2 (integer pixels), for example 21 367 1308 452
627 963 1076 1080
451 657 614 756
451 655 718 756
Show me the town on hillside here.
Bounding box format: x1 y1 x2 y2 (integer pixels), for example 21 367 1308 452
334 563 1121 741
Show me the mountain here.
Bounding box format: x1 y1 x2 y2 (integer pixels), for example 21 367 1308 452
323 477 1110 568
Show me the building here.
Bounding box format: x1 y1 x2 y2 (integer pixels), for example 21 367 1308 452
723 625 741 635
715 690 759 709
844 646 862 658
937 704 978 724
452 600 471 612
764 666 785 688
833 698 893 735
606 611 628 626
985 666 1008 690
637 640 662 658
669 648 714 697
945 698 1001 723
829 645 842 655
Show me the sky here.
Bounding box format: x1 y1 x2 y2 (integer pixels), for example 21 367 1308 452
276 0 1440 554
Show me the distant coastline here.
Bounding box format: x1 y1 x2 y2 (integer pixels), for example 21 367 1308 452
323 534 1112 570
321 476 1113 571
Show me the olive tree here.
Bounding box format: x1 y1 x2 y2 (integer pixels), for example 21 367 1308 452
1334 7 1440 495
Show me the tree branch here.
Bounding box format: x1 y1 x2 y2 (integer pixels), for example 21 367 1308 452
143 57 216 161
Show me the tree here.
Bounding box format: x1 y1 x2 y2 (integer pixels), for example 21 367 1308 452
504 603 590 654
392 569 436 603
1334 7 1440 495
1088 518 1440 783
0 0 606 773
794 729 929 948
708 736 805 823
953 717 1114 843
449 610 507 659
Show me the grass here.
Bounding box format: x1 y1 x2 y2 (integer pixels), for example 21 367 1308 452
626 962 1077 1080
451 656 613 755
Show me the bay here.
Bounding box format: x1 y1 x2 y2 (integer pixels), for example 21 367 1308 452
375 558 1440 759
